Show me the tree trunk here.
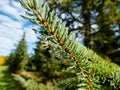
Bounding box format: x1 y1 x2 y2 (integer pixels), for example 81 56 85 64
83 12 91 47
82 0 91 48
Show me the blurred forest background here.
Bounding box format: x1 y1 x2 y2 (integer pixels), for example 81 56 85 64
0 0 120 90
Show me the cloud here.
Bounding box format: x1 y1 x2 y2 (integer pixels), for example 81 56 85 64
0 0 37 56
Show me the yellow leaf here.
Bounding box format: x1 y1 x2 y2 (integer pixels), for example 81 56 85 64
0 56 5 65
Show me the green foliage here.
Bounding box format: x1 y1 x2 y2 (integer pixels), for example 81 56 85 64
7 33 29 73
0 66 24 90
12 73 61 90
19 0 120 90
93 0 120 63
30 40 52 71
5 52 14 63
28 37 75 85
6 51 16 72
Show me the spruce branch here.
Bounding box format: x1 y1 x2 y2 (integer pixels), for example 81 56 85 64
20 0 120 89
20 0 87 72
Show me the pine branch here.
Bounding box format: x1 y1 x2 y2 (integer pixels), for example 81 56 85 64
19 0 120 89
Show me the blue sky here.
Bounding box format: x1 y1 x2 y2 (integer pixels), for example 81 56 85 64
0 0 38 56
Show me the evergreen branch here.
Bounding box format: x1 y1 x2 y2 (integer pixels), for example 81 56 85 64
20 0 87 73
20 0 120 89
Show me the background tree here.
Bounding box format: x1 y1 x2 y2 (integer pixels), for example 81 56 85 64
28 36 75 85
92 0 120 64
45 0 120 64
7 32 29 73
